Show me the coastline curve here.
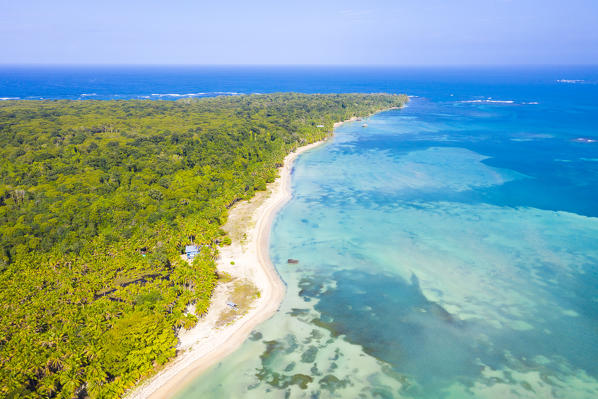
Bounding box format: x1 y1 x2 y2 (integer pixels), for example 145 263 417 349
126 113 386 399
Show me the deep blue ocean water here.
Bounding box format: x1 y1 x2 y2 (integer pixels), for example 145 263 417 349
2 66 597 398
1 65 597 104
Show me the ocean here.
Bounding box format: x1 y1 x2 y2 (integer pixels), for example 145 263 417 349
3 66 597 398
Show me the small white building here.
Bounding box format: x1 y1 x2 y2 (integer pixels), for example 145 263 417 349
185 245 201 260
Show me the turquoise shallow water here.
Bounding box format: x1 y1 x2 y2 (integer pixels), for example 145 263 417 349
175 77 598 397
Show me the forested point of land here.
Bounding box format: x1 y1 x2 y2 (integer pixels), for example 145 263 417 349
0 93 408 398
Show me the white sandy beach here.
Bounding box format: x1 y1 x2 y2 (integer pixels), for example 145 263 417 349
126 139 327 399
126 116 374 399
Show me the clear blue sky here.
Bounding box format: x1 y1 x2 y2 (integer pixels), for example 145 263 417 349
1 0 597 65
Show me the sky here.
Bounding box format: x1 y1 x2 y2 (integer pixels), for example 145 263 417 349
1 0 597 65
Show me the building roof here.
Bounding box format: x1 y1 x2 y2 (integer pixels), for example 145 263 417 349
185 245 200 252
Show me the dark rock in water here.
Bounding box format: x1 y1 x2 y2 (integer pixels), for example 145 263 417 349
284 362 296 372
287 259 299 264
300 345 318 363
288 308 310 317
319 374 349 393
290 374 313 389
249 331 263 341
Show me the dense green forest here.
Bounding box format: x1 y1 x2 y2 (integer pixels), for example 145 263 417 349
0 93 408 398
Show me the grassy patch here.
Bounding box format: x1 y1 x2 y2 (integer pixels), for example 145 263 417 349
216 278 261 327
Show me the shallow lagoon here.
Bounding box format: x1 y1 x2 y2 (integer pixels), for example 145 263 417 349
177 93 598 398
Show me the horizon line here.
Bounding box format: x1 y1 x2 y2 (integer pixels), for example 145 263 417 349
1 63 598 68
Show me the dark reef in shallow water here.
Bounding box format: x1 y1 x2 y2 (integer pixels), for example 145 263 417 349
298 269 490 394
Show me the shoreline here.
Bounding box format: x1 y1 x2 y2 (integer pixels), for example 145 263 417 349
126 112 387 399
126 141 326 399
